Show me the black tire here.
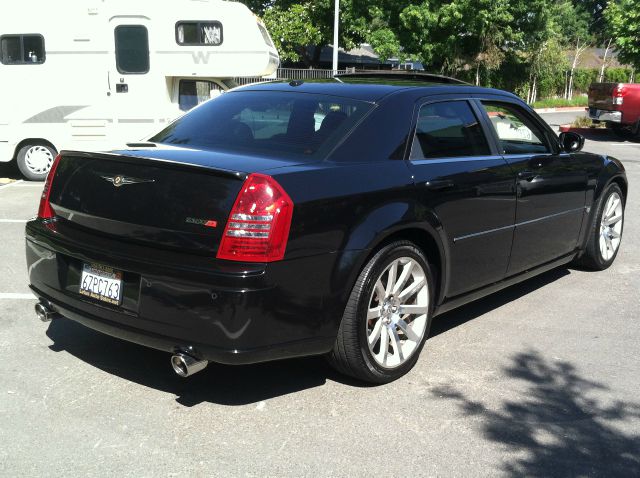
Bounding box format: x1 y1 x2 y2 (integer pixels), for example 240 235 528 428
16 143 57 181
608 123 635 140
575 183 625 270
327 241 435 384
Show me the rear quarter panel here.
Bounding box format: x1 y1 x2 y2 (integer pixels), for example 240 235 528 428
576 153 627 251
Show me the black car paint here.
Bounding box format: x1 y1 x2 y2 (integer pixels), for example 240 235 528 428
25 82 627 365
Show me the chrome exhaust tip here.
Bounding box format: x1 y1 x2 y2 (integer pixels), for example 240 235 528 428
171 353 208 378
35 302 59 322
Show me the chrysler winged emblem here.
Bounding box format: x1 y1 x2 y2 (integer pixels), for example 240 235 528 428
101 175 155 187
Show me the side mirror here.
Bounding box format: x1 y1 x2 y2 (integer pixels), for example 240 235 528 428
559 131 584 153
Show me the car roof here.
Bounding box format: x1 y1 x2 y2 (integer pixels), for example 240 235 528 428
233 78 521 103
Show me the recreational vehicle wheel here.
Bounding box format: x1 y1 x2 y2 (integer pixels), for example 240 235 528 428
17 144 57 181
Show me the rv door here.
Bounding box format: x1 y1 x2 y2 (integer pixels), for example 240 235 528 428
108 17 159 145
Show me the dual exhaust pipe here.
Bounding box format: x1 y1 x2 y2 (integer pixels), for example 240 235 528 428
35 301 60 322
36 301 208 377
170 353 208 377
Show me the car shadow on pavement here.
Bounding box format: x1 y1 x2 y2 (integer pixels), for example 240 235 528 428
45 317 364 407
430 267 571 338
580 130 639 143
430 349 640 477
45 267 574 407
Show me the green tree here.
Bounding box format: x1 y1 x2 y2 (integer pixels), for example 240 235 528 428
440 0 515 84
554 0 592 97
246 1 369 67
605 0 640 70
262 4 322 64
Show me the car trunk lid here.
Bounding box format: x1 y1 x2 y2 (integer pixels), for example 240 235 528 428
47 149 256 255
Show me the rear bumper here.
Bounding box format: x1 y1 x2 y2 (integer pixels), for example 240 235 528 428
26 220 341 364
31 285 333 364
588 108 622 123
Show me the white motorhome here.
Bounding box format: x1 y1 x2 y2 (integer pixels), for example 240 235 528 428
0 0 279 180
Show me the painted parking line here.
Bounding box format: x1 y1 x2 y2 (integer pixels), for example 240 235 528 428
0 293 34 300
0 219 29 223
0 180 24 189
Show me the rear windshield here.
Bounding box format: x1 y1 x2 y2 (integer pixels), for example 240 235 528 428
150 91 373 159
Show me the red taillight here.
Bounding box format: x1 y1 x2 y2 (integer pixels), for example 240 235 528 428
217 173 293 262
614 84 627 97
613 84 627 105
37 154 62 219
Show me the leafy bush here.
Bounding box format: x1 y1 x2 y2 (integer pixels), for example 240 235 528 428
604 67 634 83
573 69 599 94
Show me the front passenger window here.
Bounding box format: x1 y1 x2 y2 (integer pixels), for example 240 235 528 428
481 102 550 155
410 101 490 160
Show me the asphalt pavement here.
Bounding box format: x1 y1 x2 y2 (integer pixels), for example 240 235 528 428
0 113 638 477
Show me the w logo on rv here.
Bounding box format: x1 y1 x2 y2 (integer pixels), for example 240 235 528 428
191 51 213 65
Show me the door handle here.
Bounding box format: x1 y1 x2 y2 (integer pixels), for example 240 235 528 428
518 171 536 181
425 179 455 191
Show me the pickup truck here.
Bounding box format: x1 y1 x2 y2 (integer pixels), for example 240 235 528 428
588 82 640 138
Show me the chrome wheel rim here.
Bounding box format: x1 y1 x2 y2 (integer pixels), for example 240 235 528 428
24 146 54 175
366 257 429 369
599 192 623 261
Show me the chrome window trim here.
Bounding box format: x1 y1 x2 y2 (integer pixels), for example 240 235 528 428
409 154 505 165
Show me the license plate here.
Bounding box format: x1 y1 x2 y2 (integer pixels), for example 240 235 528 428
79 263 123 306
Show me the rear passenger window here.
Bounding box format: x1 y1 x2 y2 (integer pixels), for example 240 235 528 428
151 92 373 160
410 101 490 159
115 25 149 74
481 102 550 154
0 34 45 64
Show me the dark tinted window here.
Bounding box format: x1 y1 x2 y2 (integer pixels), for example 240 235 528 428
151 91 373 159
115 26 149 74
179 80 222 111
410 101 490 159
0 34 45 64
481 102 550 154
176 22 223 45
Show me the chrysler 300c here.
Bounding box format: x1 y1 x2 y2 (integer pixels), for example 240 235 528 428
26 74 627 383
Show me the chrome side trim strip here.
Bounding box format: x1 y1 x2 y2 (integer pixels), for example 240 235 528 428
454 224 514 243
515 207 586 228
454 207 586 243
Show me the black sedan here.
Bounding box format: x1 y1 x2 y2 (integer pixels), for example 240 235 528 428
26 74 627 383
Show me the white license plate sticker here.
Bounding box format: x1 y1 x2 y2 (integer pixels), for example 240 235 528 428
79 263 123 306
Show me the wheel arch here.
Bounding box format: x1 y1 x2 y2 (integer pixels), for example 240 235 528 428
611 175 628 204
13 138 58 160
338 224 449 315
578 162 628 254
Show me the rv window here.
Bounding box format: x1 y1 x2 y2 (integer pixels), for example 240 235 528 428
115 26 149 74
179 80 222 111
257 24 274 48
0 35 45 65
176 22 223 46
